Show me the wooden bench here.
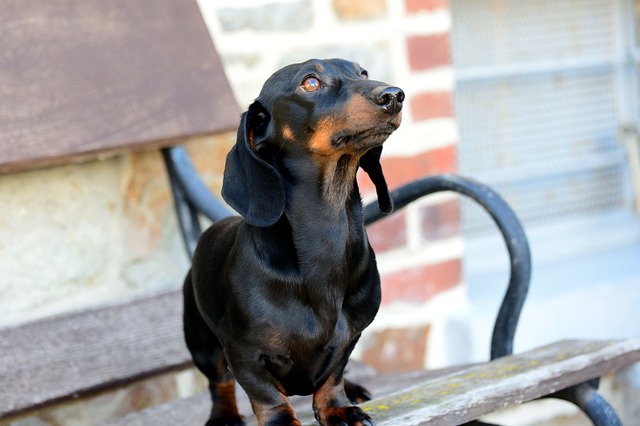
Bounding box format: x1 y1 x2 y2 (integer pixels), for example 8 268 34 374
1 1 639 426
0 0 237 420
100 340 640 426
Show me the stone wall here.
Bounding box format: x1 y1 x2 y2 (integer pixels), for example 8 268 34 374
0 133 234 327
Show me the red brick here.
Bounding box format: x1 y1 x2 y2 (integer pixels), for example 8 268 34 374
381 258 461 304
366 210 408 253
357 145 457 201
405 0 449 13
360 325 430 373
407 34 450 70
410 91 453 122
334 0 386 19
419 199 460 241
380 145 457 190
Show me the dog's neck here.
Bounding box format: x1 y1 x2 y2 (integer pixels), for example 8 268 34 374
281 153 367 282
283 152 363 219
318 154 361 210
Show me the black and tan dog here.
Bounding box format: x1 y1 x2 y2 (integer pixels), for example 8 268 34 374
184 58 404 426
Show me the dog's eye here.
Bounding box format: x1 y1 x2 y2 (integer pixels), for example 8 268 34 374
300 76 321 92
360 70 369 80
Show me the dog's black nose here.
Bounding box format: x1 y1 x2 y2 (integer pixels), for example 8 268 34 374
373 86 404 115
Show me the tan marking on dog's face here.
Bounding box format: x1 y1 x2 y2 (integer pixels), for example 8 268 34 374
282 125 294 141
306 93 388 157
308 117 340 156
342 94 381 129
248 128 257 152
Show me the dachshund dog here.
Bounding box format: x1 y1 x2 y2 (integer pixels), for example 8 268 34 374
184 58 403 426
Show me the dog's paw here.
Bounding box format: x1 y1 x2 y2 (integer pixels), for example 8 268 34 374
205 415 245 426
344 381 372 405
314 406 374 426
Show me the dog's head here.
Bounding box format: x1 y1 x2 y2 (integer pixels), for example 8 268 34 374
222 58 404 227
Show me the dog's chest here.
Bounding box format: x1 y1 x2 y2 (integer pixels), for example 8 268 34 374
261 309 354 395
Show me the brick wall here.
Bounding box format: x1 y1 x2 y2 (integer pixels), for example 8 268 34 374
199 0 463 372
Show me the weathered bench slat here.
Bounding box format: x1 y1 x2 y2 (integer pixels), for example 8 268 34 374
351 339 640 426
0 0 239 174
104 339 640 426
0 290 190 418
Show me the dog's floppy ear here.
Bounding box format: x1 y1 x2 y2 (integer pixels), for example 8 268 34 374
222 102 285 227
359 146 393 214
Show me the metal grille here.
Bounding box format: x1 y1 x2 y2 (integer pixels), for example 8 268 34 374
451 0 627 234
451 0 615 69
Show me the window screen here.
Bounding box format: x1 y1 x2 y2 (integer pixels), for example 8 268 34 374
451 0 629 234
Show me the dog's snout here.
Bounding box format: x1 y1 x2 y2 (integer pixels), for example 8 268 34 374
373 86 404 115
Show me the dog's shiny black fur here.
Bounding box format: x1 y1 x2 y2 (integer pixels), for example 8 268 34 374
184 58 403 426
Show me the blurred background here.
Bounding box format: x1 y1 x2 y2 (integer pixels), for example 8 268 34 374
1 0 640 424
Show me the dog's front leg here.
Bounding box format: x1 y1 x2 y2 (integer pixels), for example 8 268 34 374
226 352 301 426
243 377 300 426
251 397 301 426
312 357 374 426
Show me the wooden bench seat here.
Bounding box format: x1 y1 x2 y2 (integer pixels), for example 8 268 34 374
102 339 640 425
0 290 188 418
355 339 640 425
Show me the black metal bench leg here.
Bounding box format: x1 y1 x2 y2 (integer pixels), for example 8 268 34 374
465 382 623 426
552 382 622 426
162 146 233 259
162 148 202 259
